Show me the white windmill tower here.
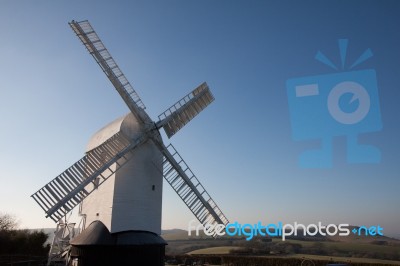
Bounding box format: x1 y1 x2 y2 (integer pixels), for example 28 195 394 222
31 20 228 265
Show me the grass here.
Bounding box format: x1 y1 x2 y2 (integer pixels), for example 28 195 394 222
188 246 400 265
289 254 400 265
188 246 240 255
186 244 400 265
278 238 400 255
165 229 400 263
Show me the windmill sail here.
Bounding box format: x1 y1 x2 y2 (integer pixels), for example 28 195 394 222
157 82 215 138
31 132 145 222
32 20 229 248
69 20 150 124
158 143 229 235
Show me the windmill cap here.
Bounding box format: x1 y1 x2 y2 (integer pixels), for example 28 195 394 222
70 220 113 246
86 113 144 152
70 220 167 246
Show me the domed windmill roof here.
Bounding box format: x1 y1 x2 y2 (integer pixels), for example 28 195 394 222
86 113 143 152
70 221 113 246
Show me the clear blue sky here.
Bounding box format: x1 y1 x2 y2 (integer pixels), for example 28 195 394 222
0 1 399 237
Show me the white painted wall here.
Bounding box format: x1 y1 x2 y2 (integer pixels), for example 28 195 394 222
81 113 163 235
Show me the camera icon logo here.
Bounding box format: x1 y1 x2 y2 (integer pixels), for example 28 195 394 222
286 39 382 168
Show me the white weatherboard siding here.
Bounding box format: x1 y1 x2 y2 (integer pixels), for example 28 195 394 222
81 113 163 235
112 140 163 234
81 164 116 232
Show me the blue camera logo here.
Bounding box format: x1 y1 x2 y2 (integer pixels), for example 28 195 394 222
286 39 382 168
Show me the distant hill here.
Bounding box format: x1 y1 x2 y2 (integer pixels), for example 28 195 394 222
162 229 188 235
162 226 400 244
27 226 400 245
326 226 399 244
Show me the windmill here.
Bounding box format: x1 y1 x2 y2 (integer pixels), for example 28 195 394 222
31 20 228 265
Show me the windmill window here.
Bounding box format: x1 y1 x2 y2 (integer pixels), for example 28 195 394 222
152 185 155 191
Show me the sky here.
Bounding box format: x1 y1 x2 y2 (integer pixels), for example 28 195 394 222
0 1 399 237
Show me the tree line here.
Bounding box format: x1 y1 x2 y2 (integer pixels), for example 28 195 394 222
0 213 49 257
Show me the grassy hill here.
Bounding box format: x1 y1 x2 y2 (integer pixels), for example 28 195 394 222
161 228 400 263
186 246 400 265
30 227 400 262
